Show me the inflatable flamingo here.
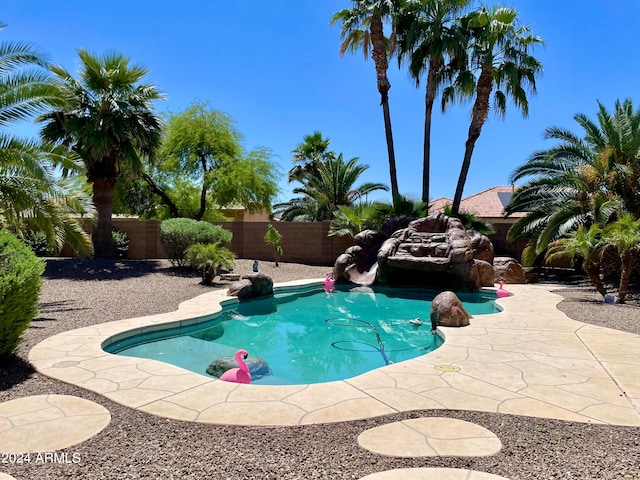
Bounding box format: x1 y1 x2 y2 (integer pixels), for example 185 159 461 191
496 281 510 298
219 349 251 384
323 272 335 294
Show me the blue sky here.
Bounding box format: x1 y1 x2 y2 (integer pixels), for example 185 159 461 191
4 1 639 204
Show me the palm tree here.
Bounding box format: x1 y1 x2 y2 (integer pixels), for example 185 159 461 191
602 214 640 304
331 0 400 202
0 24 93 255
444 6 544 215
39 49 164 257
289 131 333 183
273 154 388 221
395 0 471 203
506 99 640 263
546 224 607 297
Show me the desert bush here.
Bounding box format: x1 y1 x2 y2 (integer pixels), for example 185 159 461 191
0 230 45 358
112 228 129 258
22 230 61 256
185 243 235 285
159 218 232 267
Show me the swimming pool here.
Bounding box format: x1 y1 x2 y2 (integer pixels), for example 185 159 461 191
104 285 500 385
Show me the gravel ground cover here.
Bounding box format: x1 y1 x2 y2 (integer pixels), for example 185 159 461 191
1 258 639 480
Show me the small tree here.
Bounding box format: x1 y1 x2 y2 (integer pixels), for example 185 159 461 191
546 224 607 297
602 214 640 304
264 224 283 267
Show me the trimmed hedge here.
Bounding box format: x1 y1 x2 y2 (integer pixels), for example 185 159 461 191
159 218 233 267
0 229 45 358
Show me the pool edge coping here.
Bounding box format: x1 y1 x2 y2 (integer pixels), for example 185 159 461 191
28 280 640 427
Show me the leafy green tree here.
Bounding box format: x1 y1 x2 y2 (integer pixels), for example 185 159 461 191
274 154 388 221
602 214 640 304
395 0 471 203
39 49 164 258
141 101 279 220
444 6 544 214
545 224 607 297
0 24 93 255
331 0 401 202
507 99 640 262
264 224 283 267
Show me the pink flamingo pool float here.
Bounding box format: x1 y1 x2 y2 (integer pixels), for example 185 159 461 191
219 349 251 384
323 272 335 294
496 281 510 298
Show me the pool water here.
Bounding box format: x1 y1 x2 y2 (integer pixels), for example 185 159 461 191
105 286 500 385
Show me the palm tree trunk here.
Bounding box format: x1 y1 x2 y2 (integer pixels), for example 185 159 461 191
617 251 636 304
92 178 116 258
452 67 493 215
370 13 399 203
584 260 607 297
422 59 440 204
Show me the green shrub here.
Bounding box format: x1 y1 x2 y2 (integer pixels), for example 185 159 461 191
112 228 129 259
159 218 232 267
185 243 236 285
0 230 45 359
22 230 60 257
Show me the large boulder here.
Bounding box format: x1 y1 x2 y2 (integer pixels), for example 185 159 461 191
474 259 495 287
206 355 272 380
430 291 471 328
227 272 274 300
493 257 527 284
467 229 495 264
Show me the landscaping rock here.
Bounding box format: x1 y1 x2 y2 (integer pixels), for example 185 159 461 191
227 272 274 300
206 355 272 380
474 259 496 287
468 229 495 264
430 291 471 328
493 256 527 284
336 212 479 291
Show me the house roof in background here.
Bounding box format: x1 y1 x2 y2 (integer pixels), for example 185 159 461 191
429 186 527 219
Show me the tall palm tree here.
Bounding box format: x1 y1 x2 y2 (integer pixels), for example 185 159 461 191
0 24 93 255
395 0 470 203
289 131 333 183
331 0 400 202
39 49 164 257
443 5 544 214
507 99 640 263
274 154 388 221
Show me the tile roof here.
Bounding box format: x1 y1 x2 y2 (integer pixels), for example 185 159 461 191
429 186 527 219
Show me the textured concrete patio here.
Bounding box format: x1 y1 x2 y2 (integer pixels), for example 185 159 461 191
0 280 636 479
25 281 640 429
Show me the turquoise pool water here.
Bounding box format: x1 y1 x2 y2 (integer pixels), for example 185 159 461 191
104 286 500 385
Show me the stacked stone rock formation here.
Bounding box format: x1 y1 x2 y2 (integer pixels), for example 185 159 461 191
334 212 526 291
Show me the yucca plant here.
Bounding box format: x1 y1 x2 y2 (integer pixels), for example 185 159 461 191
184 243 235 286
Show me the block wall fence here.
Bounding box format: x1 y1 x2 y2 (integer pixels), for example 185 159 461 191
63 219 354 266
61 218 526 265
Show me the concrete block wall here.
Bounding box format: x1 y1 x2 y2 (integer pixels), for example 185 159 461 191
63 219 354 266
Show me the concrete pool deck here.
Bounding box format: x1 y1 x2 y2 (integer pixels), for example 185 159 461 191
26 281 640 429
